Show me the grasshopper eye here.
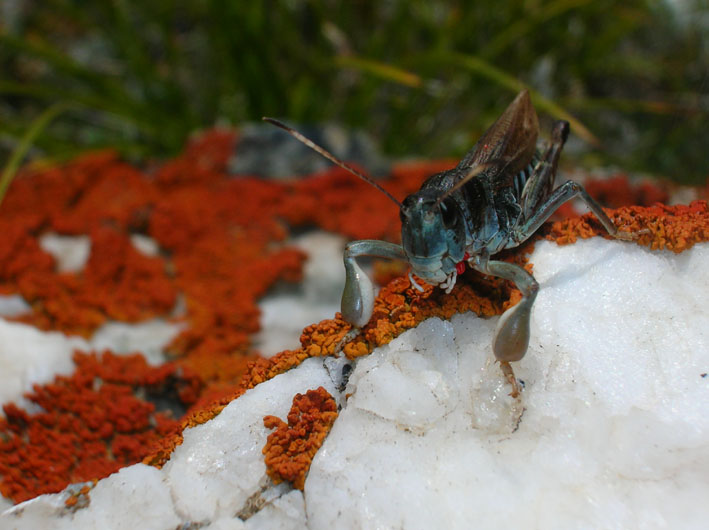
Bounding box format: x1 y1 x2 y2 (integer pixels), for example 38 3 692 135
440 199 458 229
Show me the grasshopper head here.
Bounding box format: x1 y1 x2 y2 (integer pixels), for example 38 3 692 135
400 189 467 283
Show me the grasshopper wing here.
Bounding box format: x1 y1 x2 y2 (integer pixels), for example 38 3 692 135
457 90 539 190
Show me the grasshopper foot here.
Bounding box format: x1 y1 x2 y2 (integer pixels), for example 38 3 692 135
500 361 522 398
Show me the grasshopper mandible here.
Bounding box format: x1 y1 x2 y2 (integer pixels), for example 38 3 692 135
265 90 636 397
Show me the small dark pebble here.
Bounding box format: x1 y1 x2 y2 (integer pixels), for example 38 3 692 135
338 363 354 392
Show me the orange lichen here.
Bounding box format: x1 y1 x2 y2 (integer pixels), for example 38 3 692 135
554 173 670 219
262 387 338 490
11 227 176 336
0 351 201 503
280 160 457 242
583 174 669 209
0 219 55 293
544 201 709 253
63 483 93 510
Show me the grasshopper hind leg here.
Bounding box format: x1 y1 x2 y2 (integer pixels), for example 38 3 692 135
515 119 645 243
519 120 569 219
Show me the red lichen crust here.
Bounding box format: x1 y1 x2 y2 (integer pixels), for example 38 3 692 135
553 173 670 219
0 352 200 503
544 200 709 252
262 387 338 490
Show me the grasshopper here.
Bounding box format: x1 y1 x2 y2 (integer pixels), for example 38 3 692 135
265 90 637 397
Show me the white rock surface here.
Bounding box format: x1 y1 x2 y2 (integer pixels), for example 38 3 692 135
164 357 337 523
306 239 709 529
243 490 307 529
2 238 709 529
255 232 344 356
0 295 31 317
0 316 182 412
1 466 180 530
38 233 91 272
2 357 337 529
89 319 182 365
0 320 88 411
129 234 161 257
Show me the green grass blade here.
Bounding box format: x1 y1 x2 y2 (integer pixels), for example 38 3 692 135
0 80 170 140
447 53 600 146
335 55 423 88
563 96 706 117
0 32 127 98
0 30 164 124
482 0 595 60
0 102 72 208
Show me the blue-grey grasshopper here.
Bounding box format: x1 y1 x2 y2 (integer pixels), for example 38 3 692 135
264 90 637 397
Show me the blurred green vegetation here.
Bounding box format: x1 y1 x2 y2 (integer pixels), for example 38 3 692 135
1 0 707 183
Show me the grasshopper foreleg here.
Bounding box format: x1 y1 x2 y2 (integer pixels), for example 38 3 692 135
472 258 538 398
342 240 407 327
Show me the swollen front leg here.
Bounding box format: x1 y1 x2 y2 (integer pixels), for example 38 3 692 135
340 240 408 328
492 289 537 398
341 252 375 327
475 259 539 396
492 288 537 364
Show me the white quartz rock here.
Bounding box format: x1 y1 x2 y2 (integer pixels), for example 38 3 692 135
3 238 709 529
89 318 182 365
243 490 307 529
349 317 460 429
255 232 344 357
162 357 337 524
0 316 182 411
38 233 91 273
305 239 709 529
0 294 31 317
0 320 88 410
1 466 179 530
202 491 306 530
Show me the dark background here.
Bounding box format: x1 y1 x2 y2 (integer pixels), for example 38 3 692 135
1 0 707 183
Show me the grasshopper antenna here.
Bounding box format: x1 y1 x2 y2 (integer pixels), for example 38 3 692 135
262 117 403 209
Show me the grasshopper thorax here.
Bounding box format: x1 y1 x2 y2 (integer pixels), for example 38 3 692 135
400 189 467 284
